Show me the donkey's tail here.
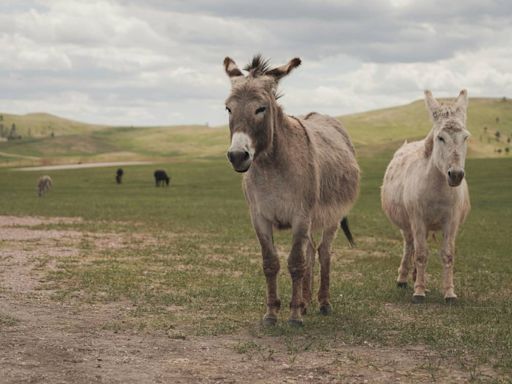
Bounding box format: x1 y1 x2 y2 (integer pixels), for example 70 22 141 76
340 217 355 247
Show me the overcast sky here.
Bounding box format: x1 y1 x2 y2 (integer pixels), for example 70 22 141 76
1 0 511 126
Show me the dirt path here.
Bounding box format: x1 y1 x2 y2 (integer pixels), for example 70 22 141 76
14 161 153 172
0 216 489 383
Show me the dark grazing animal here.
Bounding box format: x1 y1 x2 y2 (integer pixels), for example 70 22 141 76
224 55 360 325
116 168 124 184
154 169 170 187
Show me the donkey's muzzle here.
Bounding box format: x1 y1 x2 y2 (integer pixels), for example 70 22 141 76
447 168 465 187
227 150 251 173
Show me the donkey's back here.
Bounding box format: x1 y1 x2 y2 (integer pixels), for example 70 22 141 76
299 113 360 229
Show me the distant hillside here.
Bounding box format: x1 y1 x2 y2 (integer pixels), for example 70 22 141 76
341 97 512 158
0 97 510 167
0 112 106 139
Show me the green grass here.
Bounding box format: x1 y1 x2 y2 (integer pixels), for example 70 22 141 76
0 155 511 378
1 98 511 379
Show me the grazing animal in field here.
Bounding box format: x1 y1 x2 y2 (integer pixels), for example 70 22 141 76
154 169 170 187
37 175 53 197
224 55 360 325
381 90 471 303
116 168 124 184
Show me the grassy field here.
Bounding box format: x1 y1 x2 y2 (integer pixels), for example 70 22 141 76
0 153 511 380
1 98 511 381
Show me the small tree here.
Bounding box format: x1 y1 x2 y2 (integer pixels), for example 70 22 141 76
8 123 17 139
7 123 22 140
495 130 501 142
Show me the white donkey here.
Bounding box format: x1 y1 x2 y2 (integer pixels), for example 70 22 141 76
381 90 471 303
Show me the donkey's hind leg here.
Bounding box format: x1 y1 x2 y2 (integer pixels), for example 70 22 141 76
397 229 414 288
317 225 338 315
301 238 315 315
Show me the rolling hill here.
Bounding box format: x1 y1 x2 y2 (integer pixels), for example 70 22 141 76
342 97 512 158
0 97 510 167
0 112 106 139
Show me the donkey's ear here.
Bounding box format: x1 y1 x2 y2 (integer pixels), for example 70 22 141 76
424 130 434 158
453 89 468 123
224 57 243 78
424 90 441 121
266 57 301 81
455 89 468 112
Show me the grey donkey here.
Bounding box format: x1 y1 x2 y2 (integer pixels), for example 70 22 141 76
223 55 360 325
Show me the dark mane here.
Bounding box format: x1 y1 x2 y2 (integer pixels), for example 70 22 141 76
244 54 271 77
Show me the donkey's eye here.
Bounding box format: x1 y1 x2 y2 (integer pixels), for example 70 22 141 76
437 136 445 143
255 106 266 115
226 106 231 114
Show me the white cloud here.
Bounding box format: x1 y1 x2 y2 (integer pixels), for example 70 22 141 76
0 0 511 126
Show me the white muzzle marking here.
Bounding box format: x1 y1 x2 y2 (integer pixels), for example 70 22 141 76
229 132 255 159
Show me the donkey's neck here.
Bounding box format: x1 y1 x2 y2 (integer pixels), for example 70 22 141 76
253 106 294 169
426 156 449 191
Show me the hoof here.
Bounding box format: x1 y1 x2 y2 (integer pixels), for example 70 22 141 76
445 296 457 305
287 318 304 327
412 295 425 304
262 315 277 326
319 304 332 315
397 282 407 289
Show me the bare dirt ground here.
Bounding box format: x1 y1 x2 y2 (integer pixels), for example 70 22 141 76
0 216 489 383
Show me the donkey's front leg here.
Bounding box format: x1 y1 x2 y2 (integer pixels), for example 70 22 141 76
288 221 310 325
441 222 458 303
412 223 428 303
252 215 281 325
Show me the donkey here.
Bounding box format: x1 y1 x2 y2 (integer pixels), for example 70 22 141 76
37 175 53 197
381 90 471 303
224 55 360 325
154 170 170 187
116 168 124 184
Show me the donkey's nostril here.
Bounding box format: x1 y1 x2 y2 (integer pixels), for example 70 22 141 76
447 168 465 186
227 150 250 166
